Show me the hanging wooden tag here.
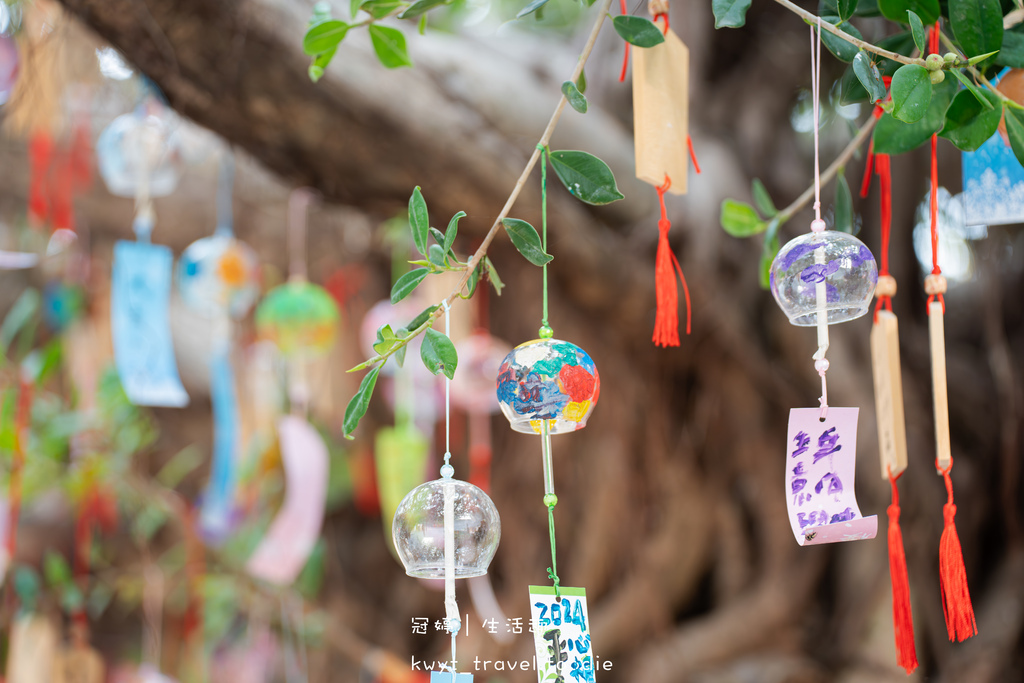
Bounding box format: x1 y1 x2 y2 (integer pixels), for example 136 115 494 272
632 19 689 194
870 310 908 479
6 615 58 683
928 301 951 469
785 408 878 546
53 643 105 683
529 586 596 683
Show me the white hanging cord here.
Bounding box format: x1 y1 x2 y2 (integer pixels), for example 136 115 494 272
809 17 830 419
439 299 460 681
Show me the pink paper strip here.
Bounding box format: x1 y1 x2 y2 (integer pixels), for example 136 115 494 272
785 407 877 546
245 416 328 585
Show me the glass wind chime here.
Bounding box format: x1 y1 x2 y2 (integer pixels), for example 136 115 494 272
393 302 501 683
495 152 600 683
768 20 878 546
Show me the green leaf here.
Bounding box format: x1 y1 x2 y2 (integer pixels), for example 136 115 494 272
429 227 446 249
577 69 587 94
967 50 1000 66
612 16 666 48
420 328 458 379
400 0 447 19
373 324 401 356
428 243 447 267
517 0 551 18
464 262 481 299
363 0 407 18
939 89 1002 151
949 0 1002 68
444 211 464 255
720 200 766 237
834 172 853 233
818 17 863 63
343 366 380 438
752 178 777 217
303 20 350 55
311 1 333 24
950 70 995 110
390 268 429 303
394 330 408 367
561 80 588 114
1002 107 1024 169
854 0 880 16
483 256 504 295
890 64 932 123
404 304 439 331
503 218 553 266
875 31 918 76
44 551 72 587
418 14 427 34
712 0 752 28
878 0 938 24
548 150 625 205
308 47 336 82
873 76 956 154
60 585 84 614
907 10 926 54
837 0 858 21
853 51 887 102
156 445 204 489
759 218 781 289
369 25 412 68
838 64 870 104
996 30 1024 69
408 186 429 255
0 288 39 355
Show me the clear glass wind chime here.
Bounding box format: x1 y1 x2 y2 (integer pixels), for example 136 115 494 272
393 302 501 683
495 149 600 683
768 19 878 547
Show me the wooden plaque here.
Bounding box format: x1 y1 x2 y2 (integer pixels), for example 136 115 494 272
871 310 908 479
632 19 689 194
929 301 952 469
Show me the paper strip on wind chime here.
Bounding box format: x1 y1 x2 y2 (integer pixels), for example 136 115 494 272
529 586 595 683
629 11 696 347
961 68 1024 228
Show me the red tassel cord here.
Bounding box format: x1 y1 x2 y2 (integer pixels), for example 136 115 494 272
28 132 54 228
936 458 977 641
887 469 918 673
618 0 630 83
652 176 691 347
872 152 893 319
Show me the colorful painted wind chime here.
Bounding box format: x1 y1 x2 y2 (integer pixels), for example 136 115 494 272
247 189 336 587
623 0 699 347
921 22 977 646
393 302 501 683
176 153 260 541
101 98 190 408
768 20 878 546
495 150 600 683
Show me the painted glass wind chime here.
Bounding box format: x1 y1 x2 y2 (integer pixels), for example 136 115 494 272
768 20 878 546
624 0 700 347
393 302 502 683
495 151 600 683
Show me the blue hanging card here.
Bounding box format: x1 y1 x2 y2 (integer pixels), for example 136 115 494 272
111 240 189 407
198 346 239 541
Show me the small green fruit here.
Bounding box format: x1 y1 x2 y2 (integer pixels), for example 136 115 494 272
925 54 944 71
943 52 958 65
930 70 945 84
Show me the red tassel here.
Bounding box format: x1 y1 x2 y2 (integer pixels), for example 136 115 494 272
28 132 53 227
937 459 977 641
618 0 629 83
887 470 918 673
653 214 679 347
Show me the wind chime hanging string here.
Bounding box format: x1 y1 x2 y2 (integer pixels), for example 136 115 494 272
924 21 977 644
864 143 917 672
439 301 462 681
808 17 831 419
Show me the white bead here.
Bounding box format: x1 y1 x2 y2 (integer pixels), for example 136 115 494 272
810 218 827 233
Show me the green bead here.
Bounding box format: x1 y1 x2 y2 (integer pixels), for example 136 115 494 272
543 493 558 508
538 325 554 339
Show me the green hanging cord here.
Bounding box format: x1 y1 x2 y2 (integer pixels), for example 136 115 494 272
541 420 560 599
537 144 553 340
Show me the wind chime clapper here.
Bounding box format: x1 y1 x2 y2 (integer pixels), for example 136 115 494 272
629 0 699 347
770 20 877 547
393 302 500 683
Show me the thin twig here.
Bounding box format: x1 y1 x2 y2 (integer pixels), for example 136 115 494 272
772 0 925 67
350 0 616 374
777 114 879 222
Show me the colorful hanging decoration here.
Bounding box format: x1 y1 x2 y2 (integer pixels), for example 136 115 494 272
769 20 877 546
863 123 917 672
247 189 334 585
923 22 977 642
628 1 699 347
96 98 183 200
177 154 260 542
6 613 59 683
106 102 189 408
394 302 500 683
961 68 1024 228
